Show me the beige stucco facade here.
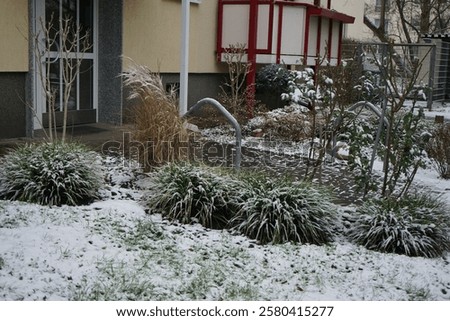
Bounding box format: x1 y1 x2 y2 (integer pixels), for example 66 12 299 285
0 0 29 72
331 0 368 40
123 0 225 73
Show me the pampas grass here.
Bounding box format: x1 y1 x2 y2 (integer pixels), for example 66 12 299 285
122 62 190 169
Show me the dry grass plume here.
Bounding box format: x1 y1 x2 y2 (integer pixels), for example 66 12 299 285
122 63 190 170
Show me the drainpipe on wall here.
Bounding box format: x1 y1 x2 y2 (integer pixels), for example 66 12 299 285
180 0 190 116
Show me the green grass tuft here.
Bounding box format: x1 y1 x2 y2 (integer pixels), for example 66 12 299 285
231 174 337 245
0 142 102 206
146 163 238 229
348 193 450 258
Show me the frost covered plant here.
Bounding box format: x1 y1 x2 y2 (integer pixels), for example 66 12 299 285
231 174 336 245
281 68 317 108
0 143 102 206
256 64 290 95
146 163 237 229
354 71 382 103
343 110 381 195
344 108 431 198
381 111 431 197
348 194 450 258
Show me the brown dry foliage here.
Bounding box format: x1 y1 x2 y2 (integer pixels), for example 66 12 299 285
427 124 450 179
122 63 190 170
263 114 312 142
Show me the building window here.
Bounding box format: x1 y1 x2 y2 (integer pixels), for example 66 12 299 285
180 0 201 3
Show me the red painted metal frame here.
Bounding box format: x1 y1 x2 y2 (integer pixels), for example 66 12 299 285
247 0 258 117
217 0 224 61
217 0 354 117
315 16 322 66
273 1 355 65
217 0 274 60
327 19 333 60
274 1 355 23
337 22 343 64
303 5 310 65
276 3 283 63
217 0 355 64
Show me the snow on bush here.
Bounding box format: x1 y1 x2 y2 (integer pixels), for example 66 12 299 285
146 164 338 243
256 64 291 95
0 142 102 206
281 68 316 108
231 174 337 245
146 163 238 229
348 194 450 258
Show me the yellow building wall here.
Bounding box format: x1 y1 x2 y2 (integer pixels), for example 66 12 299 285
123 0 224 73
0 0 29 72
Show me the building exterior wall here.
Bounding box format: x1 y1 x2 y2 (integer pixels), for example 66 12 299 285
0 0 360 139
331 0 367 40
0 0 29 72
98 0 123 125
123 0 228 107
123 0 225 74
0 0 29 139
160 72 226 104
0 73 27 138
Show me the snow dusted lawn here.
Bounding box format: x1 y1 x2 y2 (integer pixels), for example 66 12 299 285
1 157 450 301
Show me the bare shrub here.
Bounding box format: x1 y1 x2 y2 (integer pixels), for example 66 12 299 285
33 14 91 143
122 63 190 170
427 124 450 179
263 110 312 142
245 105 313 141
219 43 253 121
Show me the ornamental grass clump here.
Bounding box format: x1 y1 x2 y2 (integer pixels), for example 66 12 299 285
348 194 450 258
146 163 237 229
0 142 102 206
122 63 190 170
231 174 336 245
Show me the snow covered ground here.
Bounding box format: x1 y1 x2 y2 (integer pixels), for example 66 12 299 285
1 152 449 301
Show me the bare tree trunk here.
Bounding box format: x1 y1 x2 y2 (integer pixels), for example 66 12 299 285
420 1 431 35
33 14 91 144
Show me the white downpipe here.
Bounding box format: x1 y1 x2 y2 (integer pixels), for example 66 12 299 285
180 0 190 116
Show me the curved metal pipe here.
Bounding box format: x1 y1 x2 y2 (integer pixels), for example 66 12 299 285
347 101 389 127
183 98 242 170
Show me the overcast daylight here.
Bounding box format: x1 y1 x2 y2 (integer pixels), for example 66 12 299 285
1 1 450 320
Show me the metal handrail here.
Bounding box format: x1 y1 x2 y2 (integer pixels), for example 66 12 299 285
183 98 242 170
